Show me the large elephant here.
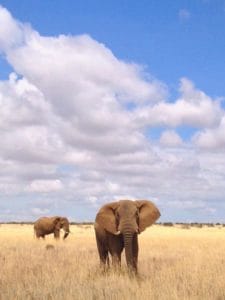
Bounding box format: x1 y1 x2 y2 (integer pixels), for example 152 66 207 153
34 216 70 240
94 200 160 273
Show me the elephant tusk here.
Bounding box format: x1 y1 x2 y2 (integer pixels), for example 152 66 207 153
115 231 121 235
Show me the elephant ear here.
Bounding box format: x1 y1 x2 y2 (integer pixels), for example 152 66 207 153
95 202 119 234
60 217 66 226
53 216 61 229
136 200 160 233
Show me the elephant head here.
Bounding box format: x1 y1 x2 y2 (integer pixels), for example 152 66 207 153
54 216 70 239
95 200 160 271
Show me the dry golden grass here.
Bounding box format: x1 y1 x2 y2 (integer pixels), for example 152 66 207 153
1 224 225 299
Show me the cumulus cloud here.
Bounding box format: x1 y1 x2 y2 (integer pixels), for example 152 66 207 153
0 6 225 222
193 116 225 149
31 207 50 216
134 78 223 128
26 179 63 193
0 6 28 52
160 130 183 147
0 73 50 129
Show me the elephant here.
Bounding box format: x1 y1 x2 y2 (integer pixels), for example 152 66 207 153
34 216 70 240
94 200 160 273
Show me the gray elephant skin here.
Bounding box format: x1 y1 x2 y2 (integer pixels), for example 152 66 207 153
94 200 160 273
34 216 70 240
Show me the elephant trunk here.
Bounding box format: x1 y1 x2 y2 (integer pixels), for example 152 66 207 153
63 224 70 239
123 225 136 273
63 231 69 239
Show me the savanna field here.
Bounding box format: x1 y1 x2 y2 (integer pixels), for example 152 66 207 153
1 224 225 300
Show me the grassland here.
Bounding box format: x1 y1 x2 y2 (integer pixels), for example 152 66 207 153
1 224 225 300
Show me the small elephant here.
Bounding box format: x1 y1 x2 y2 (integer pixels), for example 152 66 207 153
94 200 160 273
34 216 70 240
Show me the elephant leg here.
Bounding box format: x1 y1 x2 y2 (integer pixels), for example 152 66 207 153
108 234 123 268
34 233 40 239
54 229 60 239
37 234 45 240
95 234 109 267
132 234 139 273
111 253 121 267
35 230 45 240
100 250 109 267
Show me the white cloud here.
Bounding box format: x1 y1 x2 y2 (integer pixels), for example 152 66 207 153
31 207 50 216
0 6 28 52
26 179 63 193
160 130 183 147
134 78 223 129
0 73 50 130
193 116 225 149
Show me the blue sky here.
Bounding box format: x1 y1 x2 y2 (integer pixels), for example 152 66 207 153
0 1 225 222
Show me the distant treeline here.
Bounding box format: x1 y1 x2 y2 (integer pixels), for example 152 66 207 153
0 221 94 225
0 221 225 227
157 222 225 227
